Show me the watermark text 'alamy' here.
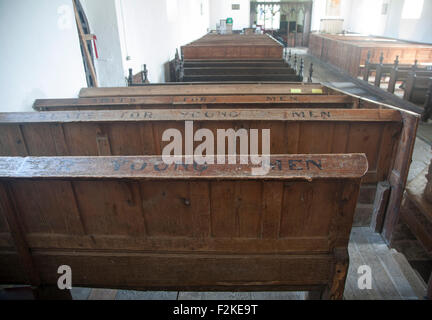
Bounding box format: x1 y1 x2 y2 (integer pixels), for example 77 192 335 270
162 121 270 175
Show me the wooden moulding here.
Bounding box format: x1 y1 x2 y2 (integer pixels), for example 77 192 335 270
0 154 368 180
0 108 402 123
78 83 328 97
33 95 354 111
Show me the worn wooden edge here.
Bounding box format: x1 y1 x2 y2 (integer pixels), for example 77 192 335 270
309 33 432 49
1 108 402 123
382 111 420 244
33 95 353 110
78 83 327 97
325 83 421 116
0 154 368 180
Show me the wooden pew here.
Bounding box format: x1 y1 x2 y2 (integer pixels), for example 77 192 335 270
0 108 400 187
33 83 355 111
180 59 302 82
403 73 432 105
310 33 432 78
183 60 288 68
181 34 284 60
388 66 432 94
363 53 415 85
183 67 296 76
0 106 419 247
181 74 302 82
0 154 367 299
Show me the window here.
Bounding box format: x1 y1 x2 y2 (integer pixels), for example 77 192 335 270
256 1 281 30
401 0 424 19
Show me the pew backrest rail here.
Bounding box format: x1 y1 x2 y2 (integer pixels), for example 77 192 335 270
33 94 354 111
0 108 403 186
77 83 331 98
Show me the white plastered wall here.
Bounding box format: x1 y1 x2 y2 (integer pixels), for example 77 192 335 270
81 0 125 87
0 0 87 112
209 0 251 30
115 0 210 83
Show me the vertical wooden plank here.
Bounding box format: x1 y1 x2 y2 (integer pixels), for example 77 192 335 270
328 180 362 249
210 181 236 238
50 124 70 155
0 182 40 286
370 181 391 233
20 124 57 155
376 123 401 181
237 181 262 238
304 181 339 237
331 123 350 153
322 248 349 300
9 180 86 235
347 123 382 174
96 132 112 156
298 123 334 154
279 181 314 238
261 182 283 239
382 113 419 244
284 122 300 154
139 181 194 237
106 123 144 155
62 123 99 155
0 125 29 156
189 181 211 238
73 181 147 237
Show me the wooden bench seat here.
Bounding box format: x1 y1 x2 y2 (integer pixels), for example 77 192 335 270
182 74 303 82
0 154 367 299
183 67 297 76
183 60 288 68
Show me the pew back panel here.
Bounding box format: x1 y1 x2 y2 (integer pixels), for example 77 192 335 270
0 108 401 185
0 154 366 297
181 34 284 60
